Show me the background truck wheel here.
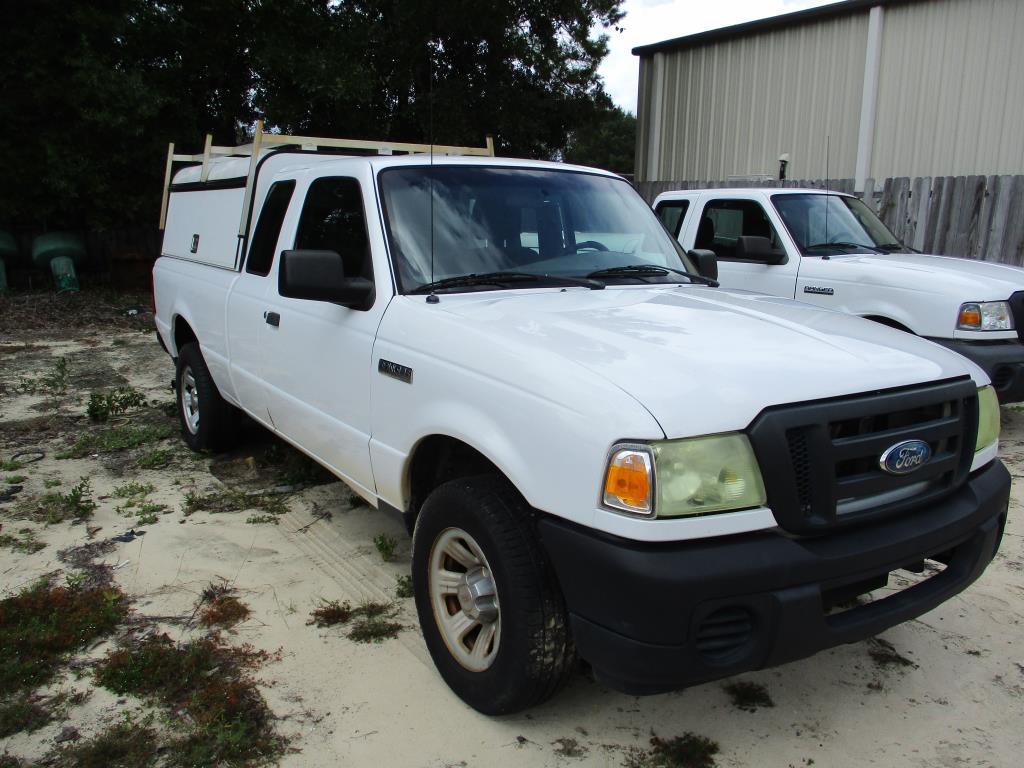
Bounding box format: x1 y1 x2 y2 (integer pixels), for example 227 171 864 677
175 342 237 452
411 475 576 715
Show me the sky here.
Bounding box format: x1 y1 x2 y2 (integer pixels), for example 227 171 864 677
598 0 844 113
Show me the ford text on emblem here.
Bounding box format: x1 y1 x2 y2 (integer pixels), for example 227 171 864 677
879 440 931 475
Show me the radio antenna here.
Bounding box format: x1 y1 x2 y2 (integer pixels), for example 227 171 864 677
429 38 436 288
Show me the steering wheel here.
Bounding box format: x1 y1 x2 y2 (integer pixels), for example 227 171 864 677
565 241 609 253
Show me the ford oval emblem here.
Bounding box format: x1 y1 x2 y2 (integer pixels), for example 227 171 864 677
879 440 932 475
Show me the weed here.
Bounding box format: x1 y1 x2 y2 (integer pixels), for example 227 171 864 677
0 755 27 768
52 720 158 768
395 574 414 598
137 447 173 469
246 514 280 525
59 423 174 459
112 481 155 500
0 460 23 472
723 681 774 712
867 638 917 669
5 475 26 484
21 477 97 524
307 599 401 642
374 532 398 562
17 357 70 397
0 695 52 737
552 737 588 758
43 478 62 488
0 529 45 554
184 488 287 517
95 634 282 766
86 386 146 422
0 580 127 694
198 582 251 628
624 733 720 768
136 510 159 526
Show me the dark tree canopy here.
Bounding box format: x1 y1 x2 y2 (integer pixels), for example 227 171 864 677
564 101 637 175
0 0 633 233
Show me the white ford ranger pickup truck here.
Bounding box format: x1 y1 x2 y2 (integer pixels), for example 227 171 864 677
154 146 1010 714
654 188 1024 403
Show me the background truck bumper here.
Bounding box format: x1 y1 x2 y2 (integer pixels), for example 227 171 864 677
538 460 1010 695
929 338 1024 403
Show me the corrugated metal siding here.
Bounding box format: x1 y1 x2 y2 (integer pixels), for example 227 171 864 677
636 12 869 182
871 0 1024 178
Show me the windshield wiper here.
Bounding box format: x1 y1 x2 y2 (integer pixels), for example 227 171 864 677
804 241 886 254
410 271 604 294
586 264 719 287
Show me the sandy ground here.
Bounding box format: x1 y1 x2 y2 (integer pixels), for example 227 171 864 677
1 325 1022 768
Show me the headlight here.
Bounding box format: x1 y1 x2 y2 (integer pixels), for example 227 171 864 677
976 385 1000 452
957 301 1014 331
602 434 766 518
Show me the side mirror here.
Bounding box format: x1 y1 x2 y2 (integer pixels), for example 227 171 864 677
278 249 375 310
734 236 786 265
687 249 718 281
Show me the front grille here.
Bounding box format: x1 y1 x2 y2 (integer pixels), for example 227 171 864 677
748 378 979 535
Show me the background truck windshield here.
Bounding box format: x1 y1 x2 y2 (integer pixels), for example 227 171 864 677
772 193 905 254
379 166 694 292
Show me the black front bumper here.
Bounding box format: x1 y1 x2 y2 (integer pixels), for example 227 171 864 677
929 338 1024 403
538 460 1010 695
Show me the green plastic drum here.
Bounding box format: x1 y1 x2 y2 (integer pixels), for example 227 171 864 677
50 255 80 293
31 232 86 270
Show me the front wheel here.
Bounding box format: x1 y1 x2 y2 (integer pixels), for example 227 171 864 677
412 475 576 714
176 342 237 452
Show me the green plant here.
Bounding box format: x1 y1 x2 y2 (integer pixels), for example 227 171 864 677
246 514 280 525
112 481 155 500
137 447 174 469
28 477 97 524
0 696 52 738
624 733 720 768
0 460 23 472
723 680 774 712
43 478 62 488
52 721 158 768
17 357 70 397
395 574 414 599
197 583 250 628
86 388 145 422
373 532 398 562
306 599 402 643
59 423 174 459
5 475 26 484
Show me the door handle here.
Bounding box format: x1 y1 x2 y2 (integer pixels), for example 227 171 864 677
264 311 280 327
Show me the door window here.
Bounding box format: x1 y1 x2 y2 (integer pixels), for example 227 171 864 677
696 199 784 260
294 177 373 282
654 200 689 237
246 180 296 276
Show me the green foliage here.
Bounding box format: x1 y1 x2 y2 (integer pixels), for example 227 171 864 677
137 447 174 469
59 423 174 459
306 599 401 643
0 580 127 694
87 387 147 422
25 477 97 524
183 487 287 517
395 574 414 599
624 733 720 768
16 358 70 397
0 460 23 472
563 102 637 174
373 532 398 562
0 696 53 738
5 475 26 485
0 529 45 555
0 0 624 233
53 720 159 768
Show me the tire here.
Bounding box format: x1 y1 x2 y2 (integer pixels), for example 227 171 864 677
412 475 576 714
175 342 237 452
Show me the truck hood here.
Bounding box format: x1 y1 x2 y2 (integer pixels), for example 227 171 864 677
428 286 985 438
823 252 1024 300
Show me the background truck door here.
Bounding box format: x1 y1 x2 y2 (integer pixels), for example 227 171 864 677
681 194 798 298
257 173 384 499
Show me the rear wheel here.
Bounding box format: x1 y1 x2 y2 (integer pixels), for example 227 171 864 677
412 475 576 714
176 342 237 452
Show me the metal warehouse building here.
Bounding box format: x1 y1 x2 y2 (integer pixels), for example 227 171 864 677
633 0 1024 190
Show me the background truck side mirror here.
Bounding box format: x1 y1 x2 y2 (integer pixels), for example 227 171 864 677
278 249 375 310
734 236 787 265
687 249 718 281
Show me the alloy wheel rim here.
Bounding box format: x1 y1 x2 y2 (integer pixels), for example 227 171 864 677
428 527 501 672
181 366 200 435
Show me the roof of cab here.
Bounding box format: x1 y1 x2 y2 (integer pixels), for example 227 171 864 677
655 187 853 199
171 150 619 186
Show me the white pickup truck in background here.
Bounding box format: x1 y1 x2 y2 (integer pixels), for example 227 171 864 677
153 133 1010 714
654 188 1024 402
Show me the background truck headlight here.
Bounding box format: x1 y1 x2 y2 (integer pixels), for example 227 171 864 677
976 385 1000 452
957 301 1014 331
603 434 767 518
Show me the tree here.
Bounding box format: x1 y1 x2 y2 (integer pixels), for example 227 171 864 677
563 101 636 174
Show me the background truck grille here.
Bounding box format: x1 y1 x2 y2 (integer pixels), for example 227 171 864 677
748 378 979 534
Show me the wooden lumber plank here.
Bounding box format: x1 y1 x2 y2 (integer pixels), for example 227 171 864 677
159 143 175 230
238 120 265 238
200 134 213 182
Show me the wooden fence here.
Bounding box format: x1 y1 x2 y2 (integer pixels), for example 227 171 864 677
637 175 1024 266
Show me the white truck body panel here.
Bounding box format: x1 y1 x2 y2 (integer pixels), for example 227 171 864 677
155 158 994 544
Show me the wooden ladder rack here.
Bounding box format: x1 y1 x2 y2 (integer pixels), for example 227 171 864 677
159 120 496 233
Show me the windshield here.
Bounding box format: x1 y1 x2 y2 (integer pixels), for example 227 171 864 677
771 193 905 254
378 166 695 293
